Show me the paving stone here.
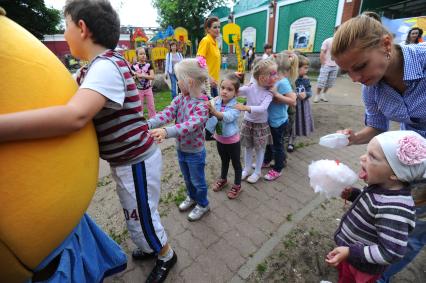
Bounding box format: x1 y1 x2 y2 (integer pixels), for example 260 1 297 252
188 221 220 248
255 204 284 225
222 230 258 259
195 248 233 282
239 193 261 210
223 197 251 218
203 210 232 236
179 262 210 283
235 219 268 247
175 230 208 260
208 238 246 272
244 213 275 235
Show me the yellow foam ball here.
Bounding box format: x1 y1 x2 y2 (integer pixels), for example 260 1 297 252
0 16 99 282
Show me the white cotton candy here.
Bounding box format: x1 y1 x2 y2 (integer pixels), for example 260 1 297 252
319 133 349 149
308 159 358 198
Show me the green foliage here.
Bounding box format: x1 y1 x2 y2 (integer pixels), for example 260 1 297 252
152 0 226 39
256 262 267 274
154 90 173 111
1 0 61 39
109 229 128 245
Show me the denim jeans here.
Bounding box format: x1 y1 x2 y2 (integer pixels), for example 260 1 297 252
169 73 178 99
264 122 287 172
378 205 426 283
177 149 209 207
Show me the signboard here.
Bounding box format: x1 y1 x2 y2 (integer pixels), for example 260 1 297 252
223 23 240 45
382 16 426 44
242 27 256 48
288 17 317 53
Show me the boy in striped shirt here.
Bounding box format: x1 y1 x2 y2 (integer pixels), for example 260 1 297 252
0 1 176 282
326 131 426 282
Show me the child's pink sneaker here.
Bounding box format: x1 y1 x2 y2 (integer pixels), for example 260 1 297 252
264 169 282 181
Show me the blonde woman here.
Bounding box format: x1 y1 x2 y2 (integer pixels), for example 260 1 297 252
332 13 426 283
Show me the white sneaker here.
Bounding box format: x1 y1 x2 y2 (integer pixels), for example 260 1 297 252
320 93 328 102
241 170 251 180
247 173 260 184
178 196 196 212
313 95 320 103
187 204 210 221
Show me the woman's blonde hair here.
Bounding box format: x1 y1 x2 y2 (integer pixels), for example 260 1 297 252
332 15 392 58
252 57 277 81
174 58 209 89
275 51 299 83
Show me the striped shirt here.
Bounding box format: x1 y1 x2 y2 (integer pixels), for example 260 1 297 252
362 43 426 138
334 185 416 274
77 50 155 166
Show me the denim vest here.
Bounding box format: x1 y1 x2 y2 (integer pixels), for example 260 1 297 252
205 97 240 137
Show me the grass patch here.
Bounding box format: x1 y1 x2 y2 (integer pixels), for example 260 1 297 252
294 141 316 149
173 186 187 206
283 238 296 248
256 262 267 275
109 229 128 245
154 90 172 112
159 186 186 207
97 176 112 187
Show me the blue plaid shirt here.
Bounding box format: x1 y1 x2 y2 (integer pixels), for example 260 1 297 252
362 43 426 138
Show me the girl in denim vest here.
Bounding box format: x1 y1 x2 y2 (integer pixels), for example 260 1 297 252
206 74 243 199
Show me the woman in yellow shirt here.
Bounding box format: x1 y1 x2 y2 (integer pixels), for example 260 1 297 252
197 16 221 97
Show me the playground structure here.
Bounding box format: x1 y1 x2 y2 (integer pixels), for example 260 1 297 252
222 23 244 73
123 26 191 73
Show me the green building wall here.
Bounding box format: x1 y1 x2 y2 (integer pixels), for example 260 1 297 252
275 0 339 53
235 9 268 53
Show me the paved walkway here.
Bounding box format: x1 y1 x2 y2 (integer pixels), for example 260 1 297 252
93 77 369 282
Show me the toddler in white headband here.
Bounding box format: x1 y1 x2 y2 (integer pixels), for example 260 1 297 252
375 130 426 183
326 130 425 280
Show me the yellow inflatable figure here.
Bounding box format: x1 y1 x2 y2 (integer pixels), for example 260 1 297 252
0 15 99 282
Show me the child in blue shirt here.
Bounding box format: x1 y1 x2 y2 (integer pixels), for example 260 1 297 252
263 52 297 181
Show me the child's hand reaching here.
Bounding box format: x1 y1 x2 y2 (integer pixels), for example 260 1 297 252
150 128 167 143
341 187 353 200
298 91 307 100
325 246 349 266
234 103 250 112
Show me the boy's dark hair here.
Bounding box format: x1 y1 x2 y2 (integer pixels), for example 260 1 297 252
64 0 120 50
263 43 272 50
298 55 310 68
222 73 241 91
204 16 219 32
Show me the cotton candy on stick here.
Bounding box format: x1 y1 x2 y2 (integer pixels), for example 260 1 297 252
308 160 358 198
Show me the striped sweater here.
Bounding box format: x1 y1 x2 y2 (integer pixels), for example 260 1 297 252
334 185 416 274
77 50 156 166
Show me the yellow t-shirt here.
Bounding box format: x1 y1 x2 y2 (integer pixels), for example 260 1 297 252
197 34 221 83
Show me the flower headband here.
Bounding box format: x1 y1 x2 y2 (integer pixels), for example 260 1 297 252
376 131 426 182
397 135 426 165
196 56 207 69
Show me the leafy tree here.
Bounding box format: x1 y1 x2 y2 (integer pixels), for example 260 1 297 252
152 0 226 40
0 0 61 39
